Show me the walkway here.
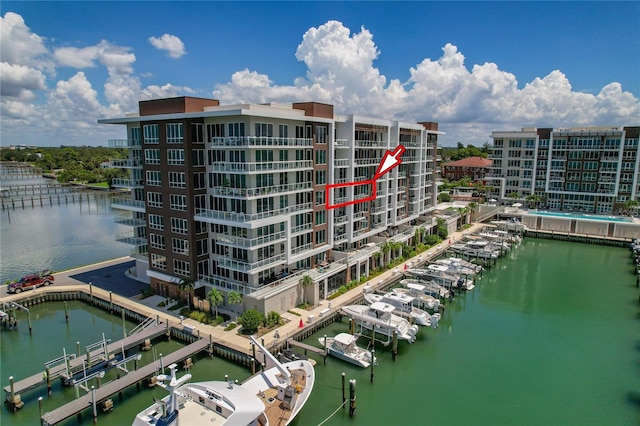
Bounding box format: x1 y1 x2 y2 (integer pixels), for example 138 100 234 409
0 224 487 358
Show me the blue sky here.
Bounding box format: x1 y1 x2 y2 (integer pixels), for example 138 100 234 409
2 1 638 147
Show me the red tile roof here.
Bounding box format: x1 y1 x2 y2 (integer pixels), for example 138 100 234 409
443 156 492 168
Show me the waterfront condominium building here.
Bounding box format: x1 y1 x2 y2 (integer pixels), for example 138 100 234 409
487 126 640 214
100 96 441 314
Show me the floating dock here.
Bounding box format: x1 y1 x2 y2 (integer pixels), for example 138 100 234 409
41 339 209 426
3 322 166 401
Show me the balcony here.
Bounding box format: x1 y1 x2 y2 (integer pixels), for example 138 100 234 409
334 159 350 168
210 182 312 198
108 159 142 169
216 231 286 248
115 231 147 246
210 160 312 173
334 214 348 224
111 178 143 189
194 203 313 224
108 139 141 148
208 136 312 147
291 223 313 234
114 217 146 227
334 139 349 148
215 253 285 272
402 156 420 162
334 233 347 242
354 158 380 166
291 243 312 255
354 140 388 148
111 198 145 212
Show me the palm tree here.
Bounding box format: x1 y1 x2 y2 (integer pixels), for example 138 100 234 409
508 192 520 201
299 275 313 306
178 278 195 310
526 194 542 209
624 199 639 216
381 241 392 265
227 291 243 321
373 251 381 269
206 287 224 319
390 241 402 260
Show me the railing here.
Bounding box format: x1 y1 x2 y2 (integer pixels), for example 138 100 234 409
354 140 388 147
216 231 286 248
195 203 313 223
334 215 348 224
334 233 347 242
111 198 145 210
110 178 143 188
215 253 285 272
208 136 313 147
291 223 313 234
108 139 141 148
114 217 146 227
354 158 380 166
210 160 313 172
108 159 142 168
291 243 312 255
334 139 349 148
115 231 147 246
209 182 312 197
334 177 349 184
334 159 350 167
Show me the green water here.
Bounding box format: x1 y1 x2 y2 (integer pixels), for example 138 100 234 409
2 239 638 425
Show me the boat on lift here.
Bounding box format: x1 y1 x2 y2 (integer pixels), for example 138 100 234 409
341 302 419 344
363 290 438 328
318 333 376 368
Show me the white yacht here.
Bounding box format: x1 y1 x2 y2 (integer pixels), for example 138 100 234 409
451 240 500 259
133 336 315 426
363 291 437 328
429 261 475 291
394 281 441 311
400 278 450 300
434 258 479 276
318 333 376 368
439 257 483 273
407 264 465 290
341 302 419 344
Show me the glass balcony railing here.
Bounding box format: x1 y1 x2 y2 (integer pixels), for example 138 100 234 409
195 203 313 223
208 136 313 147
108 139 141 148
210 160 312 172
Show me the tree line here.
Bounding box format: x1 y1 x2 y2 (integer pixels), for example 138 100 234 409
1 146 129 184
440 142 490 162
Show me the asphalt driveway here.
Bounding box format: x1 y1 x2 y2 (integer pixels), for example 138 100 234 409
69 260 147 297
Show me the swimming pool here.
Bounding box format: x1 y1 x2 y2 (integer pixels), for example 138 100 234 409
527 210 633 223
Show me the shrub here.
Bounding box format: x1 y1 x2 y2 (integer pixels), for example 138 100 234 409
266 311 282 327
225 322 238 331
239 309 265 334
438 192 451 203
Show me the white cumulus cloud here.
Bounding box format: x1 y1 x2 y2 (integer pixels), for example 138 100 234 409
149 34 186 59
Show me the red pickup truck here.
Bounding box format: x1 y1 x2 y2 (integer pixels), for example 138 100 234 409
7 273 54 294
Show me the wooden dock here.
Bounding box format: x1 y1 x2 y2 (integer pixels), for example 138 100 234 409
3 322 167 399
42 338 209 426
285 339 325 356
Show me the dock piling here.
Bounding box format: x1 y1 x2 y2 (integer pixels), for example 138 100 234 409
46 367 52 395
64 302 69 322
370 349 375 383
38 397 44 426
341 372 346 406
348 379 357 417
392 330 398 361
91 386 97 424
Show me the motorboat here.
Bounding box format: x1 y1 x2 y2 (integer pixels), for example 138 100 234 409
438 257 483 273
318 333 376 368
450 240 500 259
341 302 419 344
407 265 465 290
363 291 437 328
434 258 479 276
428 261 475 291
133 336 315 426
400 278 450 300
395 281 441 311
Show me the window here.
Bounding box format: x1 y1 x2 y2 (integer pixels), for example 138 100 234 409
256 150 273 162
228 122 245 137
315 210 326 225
316 126 327 143
147 192 162 208
315 150 327 164
172 238 189 255
171 218 188 234
315 229 326 244
193 172 206 190
315 190 325 206
151 253 166 270
168 172 186 188
257 197 274 213
207 123 225 139
146 170 162 186
148 214 164 230
279 150 289 161
145 149 160 165
255 123 273 137
170 194 187 211
149 233 165 250
143 124 159 144
315 170 326 185
167 149 185 165
173 259 190 277
196 239 208 256
166 123 184 143
192 149 205 167
279 124 288 138
191 123 204 143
